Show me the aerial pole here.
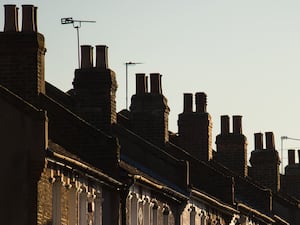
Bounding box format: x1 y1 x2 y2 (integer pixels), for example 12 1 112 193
61 17 96 68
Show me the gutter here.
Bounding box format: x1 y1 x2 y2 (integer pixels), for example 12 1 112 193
237 203 276 224
133 175 188 202
191 189 239 215
47 150 123 187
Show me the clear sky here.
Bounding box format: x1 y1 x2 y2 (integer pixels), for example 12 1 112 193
2 0 300 171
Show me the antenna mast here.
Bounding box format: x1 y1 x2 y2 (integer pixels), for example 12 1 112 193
61 17 96 68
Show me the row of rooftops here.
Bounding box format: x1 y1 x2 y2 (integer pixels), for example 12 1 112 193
1 4 300 224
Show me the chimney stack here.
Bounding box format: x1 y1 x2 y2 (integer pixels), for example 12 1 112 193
0 4 46 104
177 92 212 161
288 149 295 165
96 45 108 69
136 73 147 94
130 73 169 146
249 132 280 192
81 45 94 69
22 5 36 32
4 5 19 32
183 93 193 113
72 44 117 132
254 133 263 150
215 115 248 176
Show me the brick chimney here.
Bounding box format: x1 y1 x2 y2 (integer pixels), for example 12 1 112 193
249 132 280 192
282 149 300 199
129 73 169 147
177 92 212 161
72 45 117 132
215 115 248 176
0 5 46 104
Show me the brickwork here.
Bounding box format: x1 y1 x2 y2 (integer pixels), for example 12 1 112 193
37 166 52 225
0 31 46 104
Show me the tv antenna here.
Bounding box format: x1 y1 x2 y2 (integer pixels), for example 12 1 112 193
125 62 143 110
61 17 96 68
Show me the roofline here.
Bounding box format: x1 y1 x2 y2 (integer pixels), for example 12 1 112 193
237 202 276 223
47 149 123 187
191 189 239 215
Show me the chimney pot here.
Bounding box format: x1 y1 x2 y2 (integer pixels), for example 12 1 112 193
96 45 108 68
4 5 19 32
288 149 295 165
150 73 162 94
183 93 193 113
33 6 38 32
136 73 147 94
233 115 242 134
221 115 230 134
22 5 36 32
195 92 207 113
265 132 275 150
81 45 94 68
254 133 263 150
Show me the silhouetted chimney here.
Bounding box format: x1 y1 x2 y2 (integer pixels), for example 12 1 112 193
249 132 280 192
4 5 19 32
178 92 212 161
221 115 230 135
150 73 162 94
136 73 147 94
288 149 295 165
282 148 300 199
96 45 108 69
183 93 193 113
233 115 242 135
254 133 263 150
81 45 93 68
130 73 169 147
22 5 36 32
215 115 248 176
72 45 117 132
195 92 207 113
0 4 46 104
265 132 275 150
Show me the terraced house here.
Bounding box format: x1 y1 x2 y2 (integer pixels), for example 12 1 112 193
1 4 300 225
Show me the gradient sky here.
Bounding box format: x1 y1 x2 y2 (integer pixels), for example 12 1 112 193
2 0 300 171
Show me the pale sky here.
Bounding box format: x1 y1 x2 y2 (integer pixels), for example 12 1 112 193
2 0 300 171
